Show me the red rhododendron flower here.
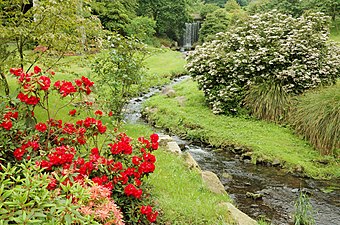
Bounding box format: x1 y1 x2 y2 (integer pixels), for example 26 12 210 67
140 205 153 215
108 111 113 117
124 184 142 198
147 211 158 223
152 142 159 150
77 135 87 145
38 76 51 90
10 68 23 76
28 141 40 150
0 120 12 130
13 147 26 160
96 121 107 134
150 133 159 143
132 156 142 166
95 110 103 116
35 122 47 132
34 66 41 74
69 109 77 116
4 111 18 120
54 81 77 97
47 178 58 190
138 161 155 174
143 153 156 163
17 92 40 105
81 76 94 87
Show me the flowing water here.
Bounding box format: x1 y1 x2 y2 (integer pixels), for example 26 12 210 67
124 77 340 225
183 143 340 225
182 22 200 50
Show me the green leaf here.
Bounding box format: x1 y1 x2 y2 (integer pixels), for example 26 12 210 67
64 214 72 225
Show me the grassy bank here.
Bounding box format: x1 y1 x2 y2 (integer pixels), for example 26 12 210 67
143 78 340 179
121 124 234 225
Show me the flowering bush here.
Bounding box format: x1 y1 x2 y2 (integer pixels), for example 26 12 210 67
187 11 340 114
0 66 159 224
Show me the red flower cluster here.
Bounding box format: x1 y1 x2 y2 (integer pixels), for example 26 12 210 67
141 205 159 223
35 122 48 132
54 80 77 97
0 109 19 131
38 76 51 91
69 109 77 116
13 141 40 161
0 120 12 131
75 76 94 95
17 92 40 105
5 67 161 224
109 134 133 155
124 183 142 199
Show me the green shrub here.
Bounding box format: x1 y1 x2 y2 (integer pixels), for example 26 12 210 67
289 83 340 155
0 161 94 225
187 11 340 115
244 80 291 122
92 34 148 121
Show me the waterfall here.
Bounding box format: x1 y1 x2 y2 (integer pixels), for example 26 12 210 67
182 22 200 50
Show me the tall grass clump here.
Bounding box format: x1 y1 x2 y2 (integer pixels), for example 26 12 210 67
294 192 315 225
244 80 291 123
290 83 340 156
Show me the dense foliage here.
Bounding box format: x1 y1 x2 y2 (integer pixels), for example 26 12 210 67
187 11 340 114
199 1 247 43
137 0 191 42
0 0 102 69
0 0 102 98
0 66 160 224
91 0 138 34
247 0 339 24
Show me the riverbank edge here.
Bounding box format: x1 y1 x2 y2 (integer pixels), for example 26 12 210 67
158 134 258 225
141 79 339 180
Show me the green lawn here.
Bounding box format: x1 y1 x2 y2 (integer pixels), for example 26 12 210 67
143 79 340 179
122 124 234 225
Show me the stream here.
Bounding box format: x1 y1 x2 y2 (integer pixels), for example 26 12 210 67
124 77 340 225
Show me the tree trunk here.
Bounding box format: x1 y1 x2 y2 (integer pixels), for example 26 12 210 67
0 71 10 96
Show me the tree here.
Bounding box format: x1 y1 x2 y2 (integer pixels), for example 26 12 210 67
224 0 241 12
199 9 231 42
247 0 307 17
91 0 138 34
137 0 191 41
0 0 102 96
200 3 221 18
204 0 227 7
199 5 247 42
125 16 157 45
305 0 340 29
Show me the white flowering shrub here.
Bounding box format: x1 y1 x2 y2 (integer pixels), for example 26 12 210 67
186 11 340 114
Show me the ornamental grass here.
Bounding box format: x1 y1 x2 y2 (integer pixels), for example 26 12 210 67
289 83 340 156
244 80 291 123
